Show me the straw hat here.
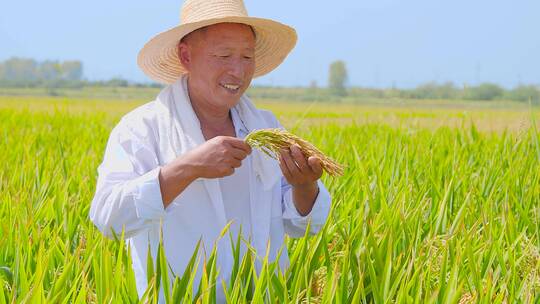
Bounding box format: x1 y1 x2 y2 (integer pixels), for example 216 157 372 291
137 0 297 84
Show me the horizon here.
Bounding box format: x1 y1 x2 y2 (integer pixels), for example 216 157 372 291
1 0 539 88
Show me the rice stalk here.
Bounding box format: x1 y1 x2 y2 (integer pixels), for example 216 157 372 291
245 128 345 176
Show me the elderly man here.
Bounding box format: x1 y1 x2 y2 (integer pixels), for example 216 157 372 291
89 0 331 300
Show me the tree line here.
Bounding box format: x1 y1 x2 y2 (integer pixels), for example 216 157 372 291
0 57 84 87
1 57 538 103
322 60 540 103
248 82 540 103
0 57 162 88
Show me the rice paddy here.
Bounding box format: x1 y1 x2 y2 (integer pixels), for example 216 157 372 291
0 95 539 303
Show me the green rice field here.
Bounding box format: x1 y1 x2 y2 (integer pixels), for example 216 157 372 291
0 95 539 303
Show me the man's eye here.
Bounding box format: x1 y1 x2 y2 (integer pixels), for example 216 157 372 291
244 56 253 60
217 55 230 58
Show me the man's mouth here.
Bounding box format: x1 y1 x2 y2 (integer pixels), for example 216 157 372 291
220 83 241 94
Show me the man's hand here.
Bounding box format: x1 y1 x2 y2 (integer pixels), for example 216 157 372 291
183 136 252 179
278 144 323 216
159 136 251 206
278 144 323 187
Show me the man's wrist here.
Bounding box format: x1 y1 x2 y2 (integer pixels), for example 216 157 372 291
159 158 200 207
291 181 320 216
163 160 195 182
292 181 319 193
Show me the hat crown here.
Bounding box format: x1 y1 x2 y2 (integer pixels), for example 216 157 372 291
181 0 249 24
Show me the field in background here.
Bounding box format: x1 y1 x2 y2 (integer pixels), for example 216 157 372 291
1 95 539 133
0 93 539 302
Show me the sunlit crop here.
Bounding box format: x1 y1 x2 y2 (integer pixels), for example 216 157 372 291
0 97 538 303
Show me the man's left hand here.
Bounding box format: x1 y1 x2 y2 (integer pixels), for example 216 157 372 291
278 144 323 186
278 144 323 215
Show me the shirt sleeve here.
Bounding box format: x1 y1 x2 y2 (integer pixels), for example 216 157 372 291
89 121 166 239
280 174 332 238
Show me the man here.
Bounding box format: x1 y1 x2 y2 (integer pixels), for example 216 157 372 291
89 0 331 300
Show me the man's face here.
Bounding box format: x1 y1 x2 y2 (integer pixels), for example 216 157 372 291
179 23 256 110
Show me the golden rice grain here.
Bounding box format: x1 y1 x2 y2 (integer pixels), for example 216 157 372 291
245 128 344 176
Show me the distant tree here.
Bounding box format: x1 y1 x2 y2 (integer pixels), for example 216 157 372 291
2 58 38 82
61 61 83 81
465 83 504 100
505 85 540 102
411 82 459 99
328 60 348 96
37 61 61 80
0 57 84 87
106 77 129 87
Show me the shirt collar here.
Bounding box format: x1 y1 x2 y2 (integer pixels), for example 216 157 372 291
231 106 249 138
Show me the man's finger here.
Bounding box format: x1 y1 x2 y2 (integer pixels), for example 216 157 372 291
230 147 249 160
281 148 300 176
290 145 309 174
308 156 323 177
230 158 242 168
278 153 292 180
228 137 252 154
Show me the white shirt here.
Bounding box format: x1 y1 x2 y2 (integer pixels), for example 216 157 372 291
219 108 253 247
89 77 331 302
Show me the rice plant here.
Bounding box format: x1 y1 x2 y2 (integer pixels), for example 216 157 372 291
0 97 539 303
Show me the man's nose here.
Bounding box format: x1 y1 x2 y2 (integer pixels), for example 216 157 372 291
227 58 245 79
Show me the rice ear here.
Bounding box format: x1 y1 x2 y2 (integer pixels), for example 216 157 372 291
244 128 344 176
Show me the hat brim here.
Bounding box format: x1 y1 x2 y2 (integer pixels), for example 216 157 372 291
137 16 297 84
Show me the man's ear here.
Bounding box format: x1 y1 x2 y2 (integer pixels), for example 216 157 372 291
177 42 191 70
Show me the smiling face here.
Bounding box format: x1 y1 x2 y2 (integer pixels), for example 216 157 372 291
178 23 256 112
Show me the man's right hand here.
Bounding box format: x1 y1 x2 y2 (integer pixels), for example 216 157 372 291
182 136 252 179
159 136 252 206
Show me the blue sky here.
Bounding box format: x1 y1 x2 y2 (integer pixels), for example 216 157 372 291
1 0 539 88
